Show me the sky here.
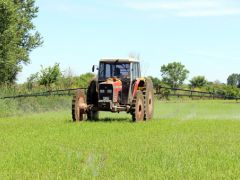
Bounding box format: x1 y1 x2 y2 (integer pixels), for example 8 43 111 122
17 0 240 83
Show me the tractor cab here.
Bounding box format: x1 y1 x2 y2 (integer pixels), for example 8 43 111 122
96 58 141 82
96 58 141 106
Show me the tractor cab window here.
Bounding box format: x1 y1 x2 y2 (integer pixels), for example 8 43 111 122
132 62 141 80
99 62 130 80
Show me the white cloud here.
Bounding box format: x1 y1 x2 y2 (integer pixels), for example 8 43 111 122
41 1 97 14
178 8 240 17
38 0 240 18
126 1 218 11
124 0 240 17
39 0 124 20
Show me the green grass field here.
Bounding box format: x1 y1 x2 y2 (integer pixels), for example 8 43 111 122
0 100 240 179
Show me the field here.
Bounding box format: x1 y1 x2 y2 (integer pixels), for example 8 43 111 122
0 100 240 179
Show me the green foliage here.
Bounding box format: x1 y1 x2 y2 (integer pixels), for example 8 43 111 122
227 73 240 87
189 76 208 88
59 72 95 89
38 63 62 88
225 86 240 99
60 67 75 88
0 0 42 84
219 86 240 99
25 64 95 90
148 76 161 89
26 72 39 90
156 81 171 100
160 62 189 88
72 72 95 88
0 101 240 179
205 82 240 99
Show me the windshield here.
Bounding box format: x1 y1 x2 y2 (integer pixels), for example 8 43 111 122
99 62 130 80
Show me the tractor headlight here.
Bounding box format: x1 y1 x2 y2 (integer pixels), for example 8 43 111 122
107 89 112 94
100 89 105 93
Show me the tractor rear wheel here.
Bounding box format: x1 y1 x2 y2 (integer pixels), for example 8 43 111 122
131 90 145 122
72 89 87 121
144 79 154 120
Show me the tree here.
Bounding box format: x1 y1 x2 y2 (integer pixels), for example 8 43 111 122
58 72 95 89
39 63 61 88
227 74 240 87
0 0 42 84
78 73 95 88
160 62 189 88
26 72 39 90
61 67 75 88
189 76 208 88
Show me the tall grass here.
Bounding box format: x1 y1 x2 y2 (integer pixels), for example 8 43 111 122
0 84 74 117
0 100 240 179
0 96 71 117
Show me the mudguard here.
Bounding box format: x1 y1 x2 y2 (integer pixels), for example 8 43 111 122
132 78 145 99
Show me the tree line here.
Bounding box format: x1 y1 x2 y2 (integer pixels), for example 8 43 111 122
1 60 240 99
148 62 240 99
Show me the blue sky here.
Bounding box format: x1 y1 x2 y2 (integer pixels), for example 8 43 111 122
18 0 240 83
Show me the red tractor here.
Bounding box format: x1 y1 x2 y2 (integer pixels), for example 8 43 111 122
72 58 154 122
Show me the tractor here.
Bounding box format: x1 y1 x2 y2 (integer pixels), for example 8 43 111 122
72 58 154 122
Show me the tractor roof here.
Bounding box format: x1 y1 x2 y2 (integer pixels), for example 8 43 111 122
100 58 139 63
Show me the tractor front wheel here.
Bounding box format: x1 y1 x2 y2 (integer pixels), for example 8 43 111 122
72 90 87 121
87 110 99 121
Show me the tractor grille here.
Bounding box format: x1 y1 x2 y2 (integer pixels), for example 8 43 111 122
99 84 113 101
